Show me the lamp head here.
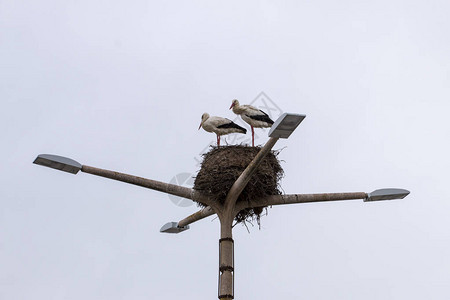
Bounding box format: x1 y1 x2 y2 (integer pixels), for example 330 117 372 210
33 154 82 174
365 188 410 201
268 113 306 138
160 222 190 234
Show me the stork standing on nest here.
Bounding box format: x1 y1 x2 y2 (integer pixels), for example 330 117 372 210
199 113 247 146
229 99 274 147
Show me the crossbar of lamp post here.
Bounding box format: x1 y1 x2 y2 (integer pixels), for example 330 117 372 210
178 206 215 228
235 192 368 212
177 192 367 228
176 189 409 228
80 165 214 208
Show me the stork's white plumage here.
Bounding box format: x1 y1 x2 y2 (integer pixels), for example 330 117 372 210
198 113 247 146
229 99 274 146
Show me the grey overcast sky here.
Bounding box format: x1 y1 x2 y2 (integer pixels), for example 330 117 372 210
1 0 450 299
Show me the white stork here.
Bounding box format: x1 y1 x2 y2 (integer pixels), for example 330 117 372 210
198 113 247 146
229 99 274 147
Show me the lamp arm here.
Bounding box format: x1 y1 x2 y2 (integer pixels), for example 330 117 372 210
235 192 368 211
81 165 213 207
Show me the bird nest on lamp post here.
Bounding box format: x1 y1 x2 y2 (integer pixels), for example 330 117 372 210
193 145 284 226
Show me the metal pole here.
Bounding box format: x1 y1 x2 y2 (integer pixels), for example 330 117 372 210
218 137 280 299
235 192 368 211
218 217 234 299
80 165 213 207
178 206 215 228
176 193 369 228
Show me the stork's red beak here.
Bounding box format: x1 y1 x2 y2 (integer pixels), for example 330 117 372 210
229 102 234 109
198 122 202 130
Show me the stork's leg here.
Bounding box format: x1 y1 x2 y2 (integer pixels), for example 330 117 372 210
251 126 255 147
217 134 220 146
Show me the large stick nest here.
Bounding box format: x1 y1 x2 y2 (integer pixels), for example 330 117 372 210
193 145 284 226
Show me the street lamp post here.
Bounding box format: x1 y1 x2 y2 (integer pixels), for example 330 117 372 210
33 113 409 299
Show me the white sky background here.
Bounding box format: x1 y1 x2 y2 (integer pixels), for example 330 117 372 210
1 0 450 299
